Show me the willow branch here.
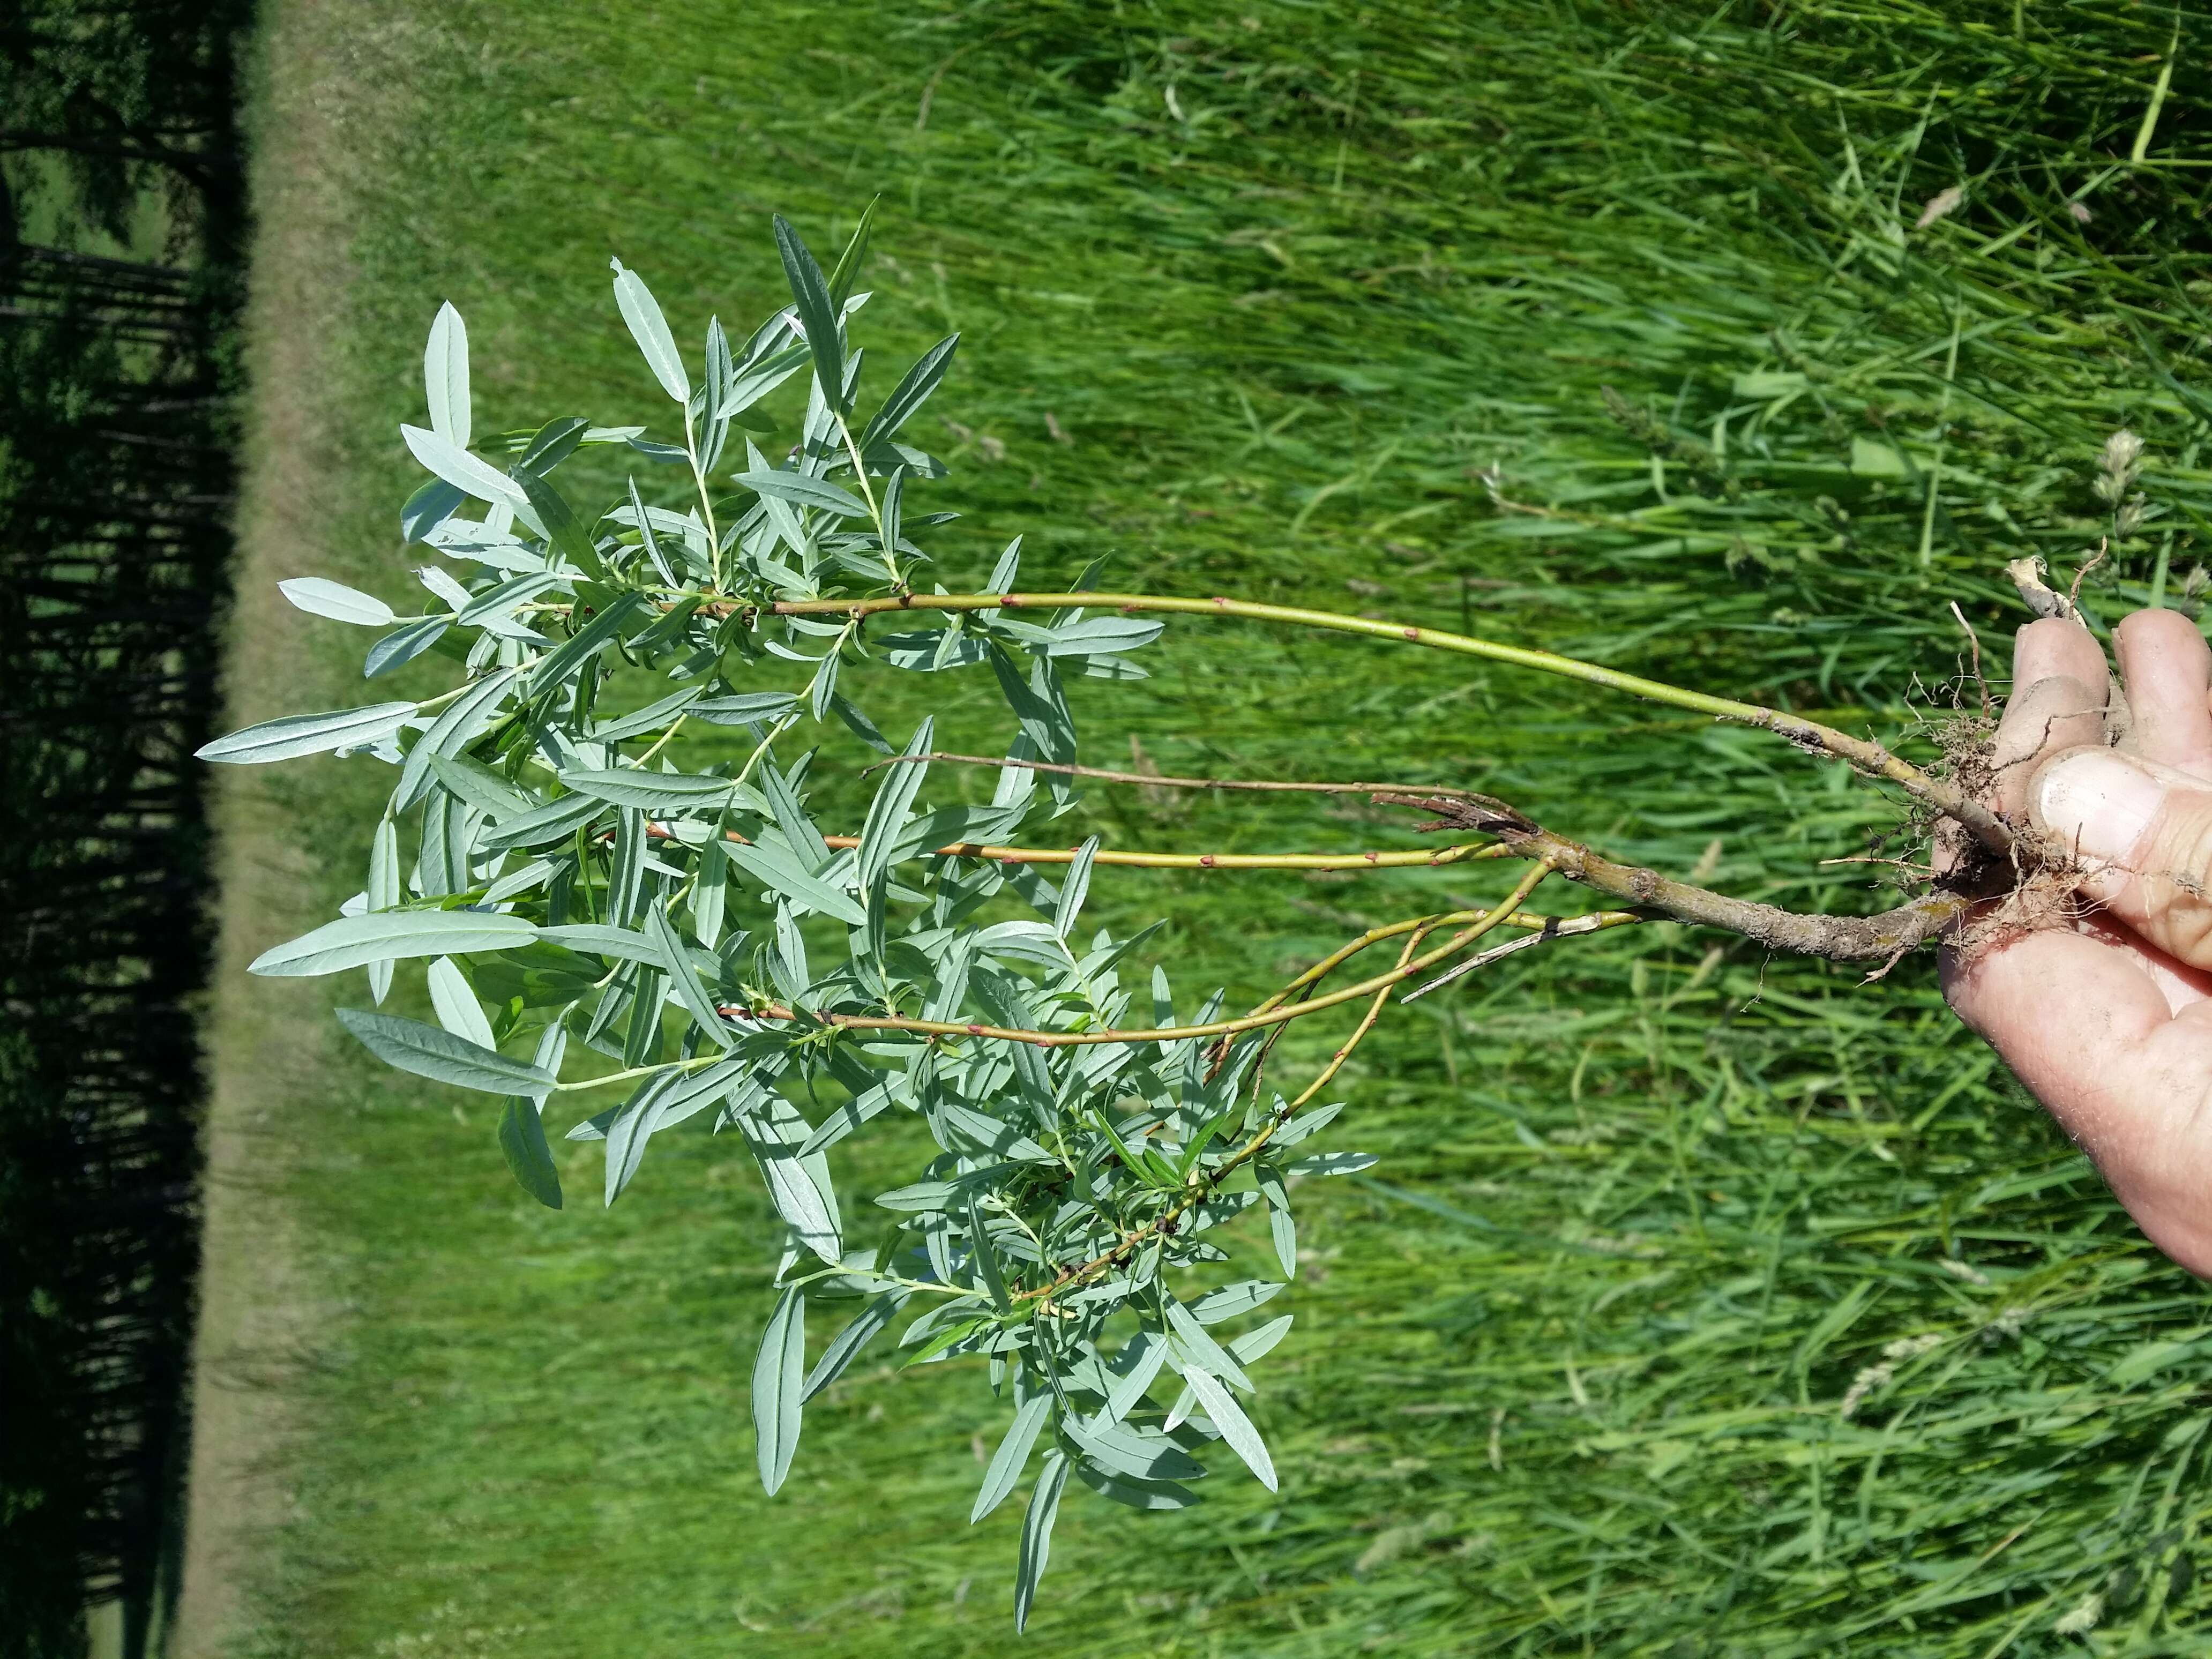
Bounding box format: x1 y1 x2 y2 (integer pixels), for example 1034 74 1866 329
762 590 2010 855
722 863 1556 1049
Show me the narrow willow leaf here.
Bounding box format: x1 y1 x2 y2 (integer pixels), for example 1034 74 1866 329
647 902 731 1048
1102 1331 1168 1426
1228 1314 1294 1366
1037 616 1165 657
1286 1151 1378 1177
250 910 537 977
966 1195 1013 1313
428 753 533 820
860 334 959 448
689 690 801 726
335 1008 555 1094
198 701 416 765
497 1096 562 1209
400 423 528 512
737 1111 842 1264
1063 1417 1205 1483
723 842 867 928
803 1290 907 1403
1074 1462 1201 1511
772 216 845 416
826 197 877 305
1187 1280 1284 1326
609 809 645 928
603 1068 678 1205
423 301 471 448
1013 1449 1070 1632
397 666 520 810
610 258 690 402
477 791 602 851
1053 836 1100 940
856 718 933 891
734 470 868 517
1183 1368 1275 1492
427 955 497 1047
1270 1101 1343 1148
526 590 644 692
538 922 664 966
1259 1163 1296 1279
724 341 810 413
515 470 606 581
367 816 400 1005
971 1391 1052 1524
1165 1302 1253 1391
753 1288 806 1495
364 617 451 679
557 766 734 812
280 577 395 627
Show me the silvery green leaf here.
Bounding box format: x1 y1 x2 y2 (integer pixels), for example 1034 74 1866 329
1074 1462 1200 1511
526 591 645 691
427 955 497 1047
1269 1101 1343 1148
483 856 556 903
459 569 567 626
1286 1151 1378 1178
198 701 416 765
400 423 529 513
857 719 933 891
1102 1331 1168 1425
860 333 959 448
477 791 602 851
497 1095 562 1209
428 753 533 819
723 841 867 928
514 471 606 581
803 1290 908 1402
874 1181 954 1214
965 1194 1013 1312
1064 1416 1204 1483
1165 1301 1253 1391
736 470 867 517
417 564 472 619
1258 1163 1296 1278
1187 1280 1284 1326
280 577 395 627
772 215 846 416
1228 1314 1294 1366
1036 616 1164 656
724 341 810 412
689 691 800 726
752 1288 805 1495
971 1391 1052 1523
402 477 467 544
397 667 520 810
364 617 451 679
1013 1450 1070 1632
692 840 728 948
827 691 892 754
557 767 734 812
647 901 730 1048
608 809 646 929
603 1067 680 1205
250 909 536 976
610 258 690 402
423 300 471 448
367 817 400 1004
1183 1367 1274 1491
335 1007 555 1094
1053 837 1099 941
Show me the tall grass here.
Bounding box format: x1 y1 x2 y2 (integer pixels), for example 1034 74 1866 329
215 1 2210 1654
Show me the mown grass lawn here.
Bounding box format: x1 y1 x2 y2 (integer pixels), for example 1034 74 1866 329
210 2 2212 1653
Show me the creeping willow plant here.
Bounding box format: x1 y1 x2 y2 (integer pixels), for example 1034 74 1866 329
206 213 2006 1625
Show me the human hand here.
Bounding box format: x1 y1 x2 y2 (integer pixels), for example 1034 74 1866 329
1941 607 2212 1276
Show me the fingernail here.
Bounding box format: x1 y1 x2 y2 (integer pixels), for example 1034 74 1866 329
2035 750 2165 862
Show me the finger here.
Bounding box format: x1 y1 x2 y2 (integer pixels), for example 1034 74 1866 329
2030 746 2212 968
1942 925 2212 1275
2113 608 2212 777
1988 674 2105 821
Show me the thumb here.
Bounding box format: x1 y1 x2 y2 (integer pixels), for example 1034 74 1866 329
2032 744 2212 969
